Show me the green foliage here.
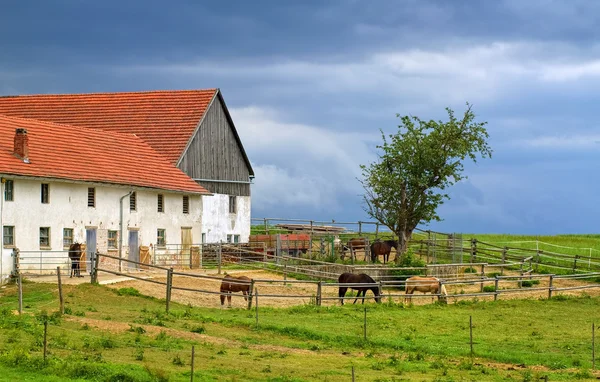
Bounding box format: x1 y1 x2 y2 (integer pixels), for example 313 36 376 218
464 267 477 274
190 325 206 334
482 285 496 293
116 287 142 297
521 280 540 288
360 104 492 256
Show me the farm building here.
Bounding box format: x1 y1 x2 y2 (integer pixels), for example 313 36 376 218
0 89 254 245
0 89 254 282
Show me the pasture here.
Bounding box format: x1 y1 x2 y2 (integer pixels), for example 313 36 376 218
2 271 600 381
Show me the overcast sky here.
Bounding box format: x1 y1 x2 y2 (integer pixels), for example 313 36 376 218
2 0 600 234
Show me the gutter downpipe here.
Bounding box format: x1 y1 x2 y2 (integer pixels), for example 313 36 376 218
119 191 133 273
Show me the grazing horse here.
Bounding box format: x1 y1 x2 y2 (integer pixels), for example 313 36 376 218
68 243 84 278
341 238 369 261
405 276 448 304
220 274 252 308
370 240 398 264
338 272 381 305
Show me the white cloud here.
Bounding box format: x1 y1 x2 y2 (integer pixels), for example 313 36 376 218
517 134 600 149
231 106 377 212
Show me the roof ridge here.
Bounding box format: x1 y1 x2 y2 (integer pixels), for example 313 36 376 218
0 88 218 98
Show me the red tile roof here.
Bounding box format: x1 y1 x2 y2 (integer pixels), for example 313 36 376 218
0 89 217 165
0 115 211 194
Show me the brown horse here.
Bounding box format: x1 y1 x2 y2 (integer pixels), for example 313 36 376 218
220 274 252 308
405 276 448 304
338 272 381 305
341 238 369 261
68 243 83 278
370 240 398 264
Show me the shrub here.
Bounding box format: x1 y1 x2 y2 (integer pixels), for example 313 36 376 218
482 285 496 293
190 325 206 334
521 280 540 287
464 267 477 274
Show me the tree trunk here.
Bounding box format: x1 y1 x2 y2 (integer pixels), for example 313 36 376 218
394 230 412 264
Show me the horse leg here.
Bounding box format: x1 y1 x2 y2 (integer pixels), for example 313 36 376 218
243 290 248 302
353 290 363 305
227 293 232 308
339 287 347 305
220 291 226 307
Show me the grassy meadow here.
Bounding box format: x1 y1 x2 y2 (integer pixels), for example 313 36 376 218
1 277 600 381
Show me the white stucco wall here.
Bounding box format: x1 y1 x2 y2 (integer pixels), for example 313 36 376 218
201 193 250 243
0 177 203 281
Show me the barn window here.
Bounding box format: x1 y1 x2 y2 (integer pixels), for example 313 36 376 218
4 179 13 201
157 194 164 213
157 229 166 247
226 234 232 243
108 230 118 249
228 196 237 214
234 235 240 243
182 196 189 214
201 233 206 244
39 227 50 248
87 188 95 207
130 192 137 211
63 228 73 248
3 226 14 247
41 183 49 204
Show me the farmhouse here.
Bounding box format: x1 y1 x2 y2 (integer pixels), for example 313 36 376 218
0 89 254 245
0 89 254 282
0 114 212 282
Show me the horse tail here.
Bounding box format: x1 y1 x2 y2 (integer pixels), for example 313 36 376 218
440 284 448 296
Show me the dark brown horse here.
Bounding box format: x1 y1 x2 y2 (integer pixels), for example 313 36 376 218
370 240 398 264
68 243 83 278
338 272 381 305
220 274 252 308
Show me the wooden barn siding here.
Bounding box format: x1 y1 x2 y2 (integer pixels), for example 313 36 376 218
179 96 251 196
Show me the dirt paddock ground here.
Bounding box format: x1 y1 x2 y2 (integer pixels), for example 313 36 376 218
103 269 600 309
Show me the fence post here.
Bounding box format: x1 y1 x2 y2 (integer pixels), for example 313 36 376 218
501 247 507 275
255 287 259 328
217 242 222 275
247 280 255 310
283 258 287 286
12 248 20 279
480 264 485 293
470 239 477 263
548 275 554 299
469 315 474 358
593 322 596 371
350 243 355 265
43 320 48 362
378 282 383 303
91 253 99 284
375 223 379 239
18 273 23 315
57 267 64 314
494 276 499 301
535 250 541 273
358 221 362 236
166 268 173 313
317 281 322 306
264 218 268 235
573 255 578 272
426 231 431 263
190 345 195 382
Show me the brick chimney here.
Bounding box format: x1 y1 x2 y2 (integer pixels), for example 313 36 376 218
14 128 30 163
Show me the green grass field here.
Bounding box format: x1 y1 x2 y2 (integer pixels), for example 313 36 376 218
1 277 600 381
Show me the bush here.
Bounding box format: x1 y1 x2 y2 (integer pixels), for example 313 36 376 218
482 285 496 293
521 280 540 288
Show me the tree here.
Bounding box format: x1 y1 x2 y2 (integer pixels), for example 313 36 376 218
360 104 492 262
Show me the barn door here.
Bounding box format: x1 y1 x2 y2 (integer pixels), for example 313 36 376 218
181 227 192 266
85 228 97 274
128 230 139 270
